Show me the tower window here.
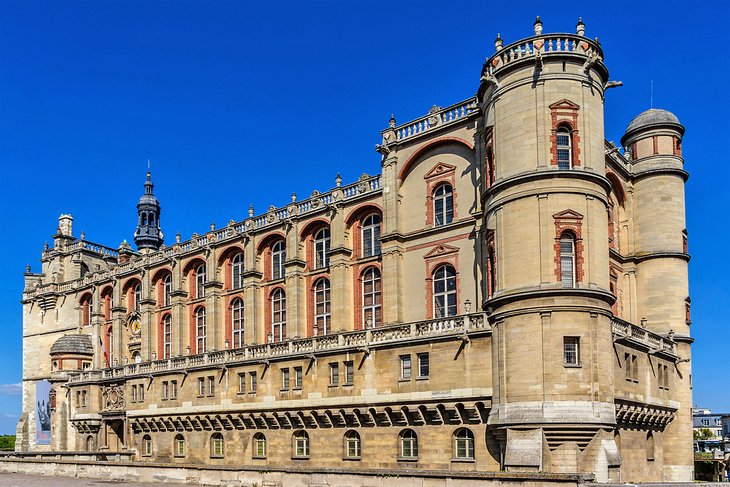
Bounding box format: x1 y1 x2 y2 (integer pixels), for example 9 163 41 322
556 126 572 169
433 184 454 226
563 336 580 366
560 234 576 288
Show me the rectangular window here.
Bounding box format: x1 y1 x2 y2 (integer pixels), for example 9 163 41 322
162 381 168 400
198 377 205 397
294 366 303 389
563 337 580 366
417 353 429 378
400 355 412 380
329 362 339 386
238 373 246 394
170 380 178 399
208 376 215 396
624 353 638 382
249 371 257 393
344 361 354 385
139 384 144 402
281 368 290 390
132 385 138 403
144 437 152 456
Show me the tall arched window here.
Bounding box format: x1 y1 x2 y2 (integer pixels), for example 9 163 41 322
361 213 381 258
556 126 572 169
210 432 224 458
433 264 457 318
142 434 152 456
231 298 244 348
293 430 310 458
231 253 244 289
81 295 92 326
314 228 331 269
560 233 576 288
272 241 286 280
133 283 142 311
195 264 206 299
453 428 475 459
195 307 207 354
344 430 361 459
646 431 655 461
433 184 454 226
86 435 96 452
253 432 266 458
313 278 331 336
107 328 114 366
399 429 418 459
162 314 173 359
362 268 381 328
163 274 172 307
271 289 286 342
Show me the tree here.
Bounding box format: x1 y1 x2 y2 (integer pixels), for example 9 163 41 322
694 428 714 440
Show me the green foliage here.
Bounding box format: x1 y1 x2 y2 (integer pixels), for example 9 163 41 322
0 435 15 451
694 428 714 440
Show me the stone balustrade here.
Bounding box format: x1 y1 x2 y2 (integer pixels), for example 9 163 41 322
611 317 676 355
386 98 478 144
68 313 488 384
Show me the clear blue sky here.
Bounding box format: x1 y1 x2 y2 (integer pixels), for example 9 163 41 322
1 1 728 435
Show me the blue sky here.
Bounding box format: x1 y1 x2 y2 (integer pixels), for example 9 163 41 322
0 1 728 435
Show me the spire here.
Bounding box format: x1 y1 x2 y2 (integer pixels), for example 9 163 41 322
133 168 164 253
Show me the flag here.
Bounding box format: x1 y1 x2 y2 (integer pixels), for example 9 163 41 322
99 335 109 367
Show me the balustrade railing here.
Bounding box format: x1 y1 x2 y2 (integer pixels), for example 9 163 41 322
391 98 478 144
67 313 489 383
486 33 603 74
611 317 676 355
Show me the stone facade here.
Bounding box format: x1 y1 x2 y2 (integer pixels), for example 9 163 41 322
17 19 692 484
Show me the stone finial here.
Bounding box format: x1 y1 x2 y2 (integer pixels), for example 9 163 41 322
25 264 31 273
248 204 254 218
576 18 585 36
80 231 85 241
175 232 181 243
44 242 49 250
291 192 297 203
494 33 503 51
210 221 216 231
335 173 342 187
389 114 396 128
533 16 543 36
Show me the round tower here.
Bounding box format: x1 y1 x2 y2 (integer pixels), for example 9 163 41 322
133 171 164 253
479 19 617 478
621 109 692 481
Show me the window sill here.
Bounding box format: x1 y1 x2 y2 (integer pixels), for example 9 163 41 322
142 454 152 457
210 455 224 459
248 391 257 395
563 363 582 368
451 457 475 463
328 384 340 389
279 388 290 393
396 457 418 462
343 456 361 461
416 376 429 381
252 455 266 460
342 382 354 387
236 392 246 396
398 378 411 383
291 456 310 460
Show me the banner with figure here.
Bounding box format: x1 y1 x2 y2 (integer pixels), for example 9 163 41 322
35 380 51 445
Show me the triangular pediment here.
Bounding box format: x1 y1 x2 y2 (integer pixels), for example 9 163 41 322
553 209 584 220
423 162 457 180
423 243 460 259
549 99 580 110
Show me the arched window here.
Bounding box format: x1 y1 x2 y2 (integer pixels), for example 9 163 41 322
141 213 147 226
314 228 331 269
102 291 112 321
195 264 206 299
646 431 655 461
195 307 207 354
362 267 382 328
163 274 172 307
453 428 475 459
556 126 572 169
132 351 142 364
313 278 331 336
81 295 92 326
361 213 381 258
231 298 244 348
142 434 152 456
560 233 576 288
433 184 454 226
253 432 266 458
271 289 286 342
210 432 224 458
433 265 457 318
107 328 114 366
133 283 142 311
174 434 186 457
86 435 96 452
162 314 173 359
344 430 361 459
231 253 244 289
293 430 310 458
399 429 418 459
272 240 286 280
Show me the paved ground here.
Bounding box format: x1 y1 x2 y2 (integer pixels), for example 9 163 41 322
0 472 188 486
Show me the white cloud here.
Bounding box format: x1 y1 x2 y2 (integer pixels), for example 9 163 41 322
0 383 21 396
